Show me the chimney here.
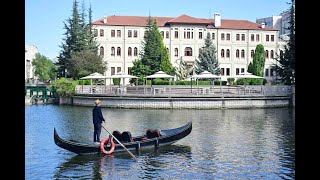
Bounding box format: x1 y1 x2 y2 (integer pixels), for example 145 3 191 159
214 13 221 27
261 22 265 29
103 16 107 24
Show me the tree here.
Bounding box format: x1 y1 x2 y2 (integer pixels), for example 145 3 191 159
195 32 220 75
56 0 100 79
272 0 295 85
69 49 107 79
175 58 193 80
32 53 57 81
132 17 174 80
248 44 266 77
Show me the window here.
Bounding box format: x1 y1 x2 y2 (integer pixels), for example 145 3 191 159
117 47 121 56
94 29 98 37
111 47 115 56
251 50 254 58
236 49 240 58
266 35 269 41
166 31 169 38
128 30 132 38
134 47 138 56
241 34 245 41
199 32 203 39
251 34 254 41
212 33 215 40
271 35 274 42
117 67 121 73
175 31 178 39
111 67 115 75
128 47 132 56
236 34 240 41
226 33 230 41
236 68 240 75
134 30 138 38
221 33 225 40
265 50 269 58
117 30 121 37
161 31 164 38
256 34 260 41
111 30 115 37
226 49 230 58
270 50 274 59
226 68 230 76
241 68 245 73
174 48 178 57
100 29 104 37
221 68 225 76
221 49 225 58
241 50 245 58
184 47 192 56
265 69 269 76
99 46 104 56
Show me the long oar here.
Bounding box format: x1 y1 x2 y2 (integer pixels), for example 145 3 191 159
101 125 138 161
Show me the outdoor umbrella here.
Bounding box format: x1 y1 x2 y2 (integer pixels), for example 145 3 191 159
145 71 174 94
111 72 138 86
80 72 111 93
191 71 222 94
233 72 264 95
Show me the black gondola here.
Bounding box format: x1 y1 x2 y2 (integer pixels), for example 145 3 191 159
54 121 192 155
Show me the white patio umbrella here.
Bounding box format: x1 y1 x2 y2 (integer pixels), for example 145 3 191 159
80 72 111 93
145 71 174 94
111 72 138 86
191 71 222 94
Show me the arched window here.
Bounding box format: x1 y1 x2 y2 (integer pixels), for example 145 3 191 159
184 47 192 56
226 49 230 58
270 50 274 59
111 47 115 56
221 49 225 58
265 50 269 58
174 48 178 57
251 50 254 58
236 49 240 58
117 47 121 56
241 50 245 58
134 47 138 56
99 46 104 56
128 47 132 56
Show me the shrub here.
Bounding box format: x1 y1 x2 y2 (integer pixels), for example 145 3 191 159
50 78 77 97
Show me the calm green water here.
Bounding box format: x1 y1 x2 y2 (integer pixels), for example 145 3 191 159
25 104 295 179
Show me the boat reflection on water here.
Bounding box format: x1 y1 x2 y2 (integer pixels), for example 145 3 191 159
53 144 192 179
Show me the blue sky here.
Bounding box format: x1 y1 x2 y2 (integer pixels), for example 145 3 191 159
26 0 290 61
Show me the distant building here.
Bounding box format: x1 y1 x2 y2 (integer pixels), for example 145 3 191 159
25 44 38 81
256 10 291 41
92 13 286 84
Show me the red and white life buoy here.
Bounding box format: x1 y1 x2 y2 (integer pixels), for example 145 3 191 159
100 138 115 155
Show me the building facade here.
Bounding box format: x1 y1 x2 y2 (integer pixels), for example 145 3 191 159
25 44 38 81
92 13 285 84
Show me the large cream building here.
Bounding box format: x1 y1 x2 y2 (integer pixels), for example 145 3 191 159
92 13 286 84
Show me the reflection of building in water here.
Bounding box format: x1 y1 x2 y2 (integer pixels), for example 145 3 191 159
25 44 38 81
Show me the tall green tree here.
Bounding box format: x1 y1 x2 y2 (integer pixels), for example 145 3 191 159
57 0 87 76
69 49 107 79
195 32 220 75
175 58 193 80
248 44 266 76
132 17 174 79
32 53 57 81
272 0 295 85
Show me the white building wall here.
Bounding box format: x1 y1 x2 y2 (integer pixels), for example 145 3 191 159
94 19 283 84
25 44 38 81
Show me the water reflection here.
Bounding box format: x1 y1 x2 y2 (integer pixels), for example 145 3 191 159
53 144 191 179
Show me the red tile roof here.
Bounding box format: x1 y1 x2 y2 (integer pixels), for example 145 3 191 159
92 15 277 31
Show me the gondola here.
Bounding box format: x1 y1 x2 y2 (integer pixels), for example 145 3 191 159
54 121 192 155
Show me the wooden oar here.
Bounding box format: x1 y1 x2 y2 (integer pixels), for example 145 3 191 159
101 125 138 161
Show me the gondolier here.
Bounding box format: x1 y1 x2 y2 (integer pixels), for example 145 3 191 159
92 99 105 143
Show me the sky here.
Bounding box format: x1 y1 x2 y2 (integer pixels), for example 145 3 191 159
25 0 290 61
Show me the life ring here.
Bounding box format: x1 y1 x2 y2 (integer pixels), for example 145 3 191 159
100 138 115 155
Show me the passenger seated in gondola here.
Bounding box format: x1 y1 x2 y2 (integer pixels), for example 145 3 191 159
112 130 122 141
112 130 133 142
146 129 162 139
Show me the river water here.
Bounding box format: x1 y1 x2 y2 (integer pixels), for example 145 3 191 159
25 104 295 179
